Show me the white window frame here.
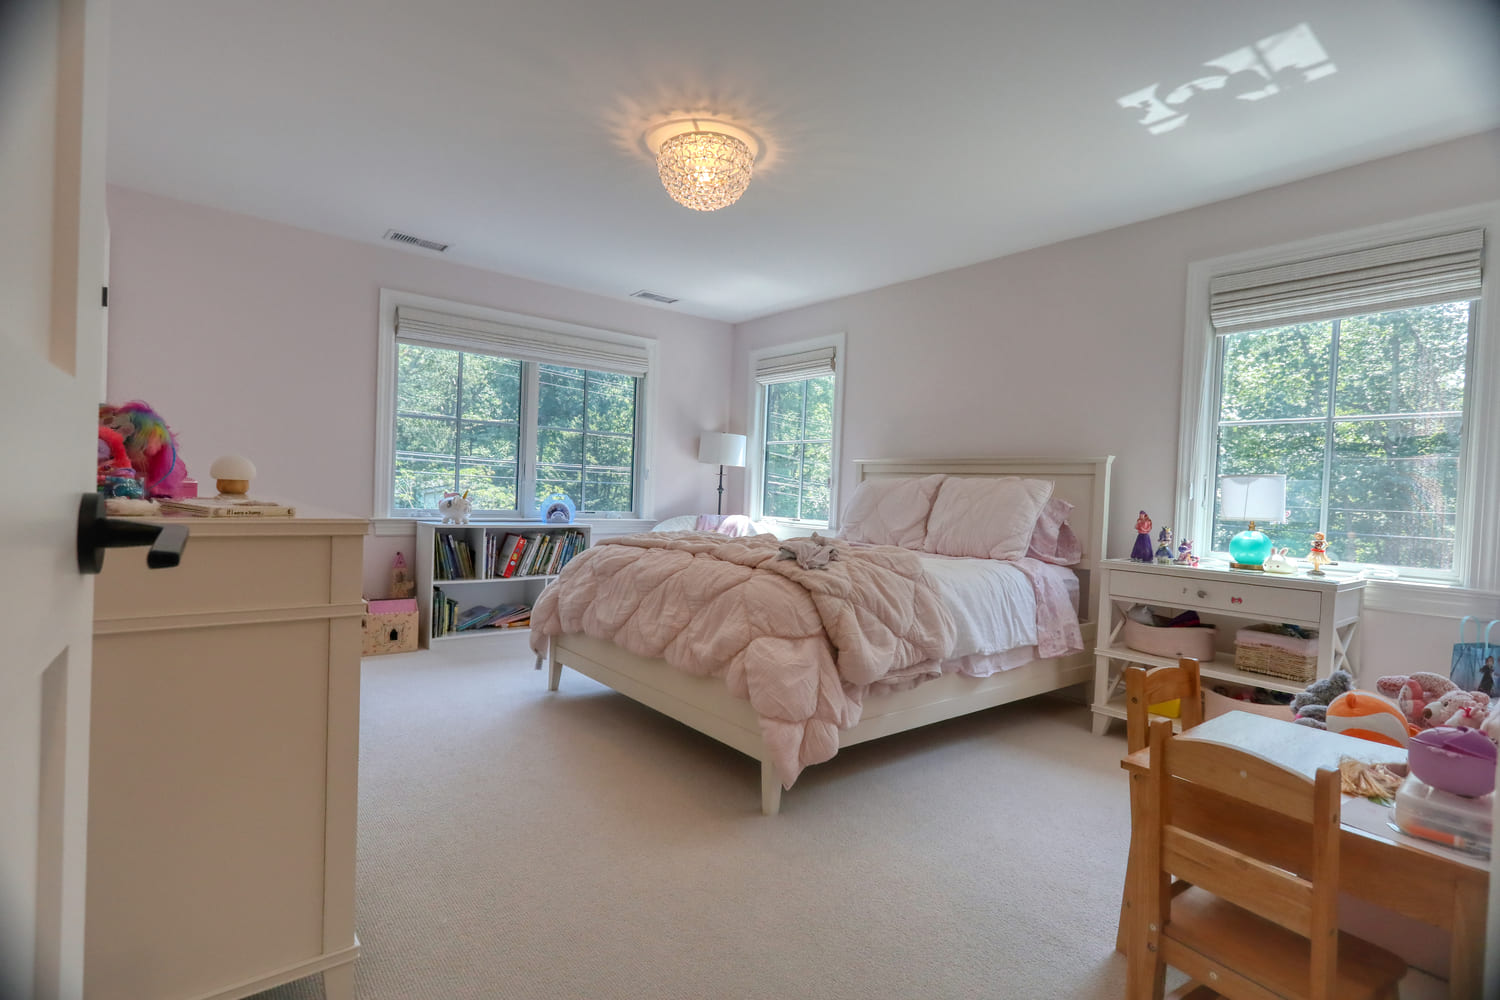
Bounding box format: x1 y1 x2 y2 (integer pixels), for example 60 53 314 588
375 289 657 522
747 332 847 530
1176 202 1500 593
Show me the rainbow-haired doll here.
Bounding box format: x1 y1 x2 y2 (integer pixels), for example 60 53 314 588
99 400 189 498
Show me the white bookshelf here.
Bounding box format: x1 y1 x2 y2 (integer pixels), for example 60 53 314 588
416 521 591 647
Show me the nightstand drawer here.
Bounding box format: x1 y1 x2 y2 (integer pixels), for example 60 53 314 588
1109 569 1319 623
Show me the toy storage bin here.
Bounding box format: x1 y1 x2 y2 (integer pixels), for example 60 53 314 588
362 598 419 655
1234 623 1318 683
1392 773 1492 858
1122 617 1217 661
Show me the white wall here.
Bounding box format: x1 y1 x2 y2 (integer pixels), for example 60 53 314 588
731 129 1500 681
105 187 733 594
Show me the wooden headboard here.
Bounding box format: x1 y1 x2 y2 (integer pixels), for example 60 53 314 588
852 456 1115 622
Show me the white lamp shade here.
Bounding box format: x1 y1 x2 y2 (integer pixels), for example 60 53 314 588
1219 474 1287 523
698 432 747 467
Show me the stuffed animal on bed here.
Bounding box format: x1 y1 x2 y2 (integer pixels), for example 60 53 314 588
99 400 188 498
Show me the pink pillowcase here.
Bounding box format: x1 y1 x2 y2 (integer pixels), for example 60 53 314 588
1027 496 1082 566
840 474 946 548
923 476 1055 561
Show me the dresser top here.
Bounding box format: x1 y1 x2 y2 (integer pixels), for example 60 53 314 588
1100 557 1367 593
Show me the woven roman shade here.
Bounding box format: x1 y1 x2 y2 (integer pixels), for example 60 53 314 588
395 306 649 376
1209 229 1484 334
753 346 836 385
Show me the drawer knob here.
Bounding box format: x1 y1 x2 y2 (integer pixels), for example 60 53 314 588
1197 589 1207 599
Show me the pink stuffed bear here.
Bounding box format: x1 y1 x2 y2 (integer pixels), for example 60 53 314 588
1423 689 1490 729
1375 672 1459 730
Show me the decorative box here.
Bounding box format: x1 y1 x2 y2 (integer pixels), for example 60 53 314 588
362 598 419 655
1234 623 1318 682
1122 617 1217 661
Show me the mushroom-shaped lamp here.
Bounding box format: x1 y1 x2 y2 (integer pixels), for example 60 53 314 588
209 455 257 496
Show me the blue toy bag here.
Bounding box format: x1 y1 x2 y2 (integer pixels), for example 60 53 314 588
1450 616 1499 696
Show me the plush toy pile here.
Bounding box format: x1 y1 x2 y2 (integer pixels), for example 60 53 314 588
1290 667 1500 748
98 400 189 499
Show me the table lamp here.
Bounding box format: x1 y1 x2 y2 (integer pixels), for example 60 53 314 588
1219 474 1286 571
698 432 747 515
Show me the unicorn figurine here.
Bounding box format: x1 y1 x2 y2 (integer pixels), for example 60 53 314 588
1154 526 1174 564
437 490 472 525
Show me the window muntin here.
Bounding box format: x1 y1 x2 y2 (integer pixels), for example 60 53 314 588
392 344 638 516
761 374 834 522
1211 301 1473 574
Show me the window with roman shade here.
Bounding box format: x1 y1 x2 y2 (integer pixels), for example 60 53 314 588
1182 225 1490 583
379 297 652 519
749 338 842 525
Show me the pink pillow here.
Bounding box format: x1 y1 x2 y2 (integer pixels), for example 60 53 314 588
840 474 946 548
1027 496 1083 566
923 477 1055 561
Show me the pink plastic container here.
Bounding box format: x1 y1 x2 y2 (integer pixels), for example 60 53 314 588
1408 727 1498 798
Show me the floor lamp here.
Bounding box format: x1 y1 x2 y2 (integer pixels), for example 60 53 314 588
698 432 747 515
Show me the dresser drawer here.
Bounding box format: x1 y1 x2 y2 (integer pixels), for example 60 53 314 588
1109 569 1320 624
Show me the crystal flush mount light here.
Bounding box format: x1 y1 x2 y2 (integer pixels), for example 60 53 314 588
645 118 760 212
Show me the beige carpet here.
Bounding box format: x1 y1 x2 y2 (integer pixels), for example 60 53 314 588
253 640 1444 1000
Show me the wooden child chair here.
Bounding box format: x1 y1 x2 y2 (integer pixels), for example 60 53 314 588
1116 658 1205 952
1125 720 1406 1000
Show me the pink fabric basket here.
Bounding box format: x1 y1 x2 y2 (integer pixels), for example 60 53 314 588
1122 618 1217 661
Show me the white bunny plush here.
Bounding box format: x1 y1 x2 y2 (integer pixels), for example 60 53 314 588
1262 547 1295 574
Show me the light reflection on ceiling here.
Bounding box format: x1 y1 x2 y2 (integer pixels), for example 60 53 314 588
1118 23 1337 135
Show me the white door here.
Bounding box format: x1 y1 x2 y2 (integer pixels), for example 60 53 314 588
0 0 110 997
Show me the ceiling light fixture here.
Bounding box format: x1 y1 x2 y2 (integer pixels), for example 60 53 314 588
645 117 759 212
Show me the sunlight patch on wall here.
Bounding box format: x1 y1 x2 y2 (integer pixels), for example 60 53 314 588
1118 23 1337 136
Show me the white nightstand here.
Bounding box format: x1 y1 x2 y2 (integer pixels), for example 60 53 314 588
1090 558 1366 737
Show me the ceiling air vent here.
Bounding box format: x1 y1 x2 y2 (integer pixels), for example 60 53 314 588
383 229 449 253
630 289 679 304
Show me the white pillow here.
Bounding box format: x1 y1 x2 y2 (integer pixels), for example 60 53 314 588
839 474 946 548
923 476 1055 561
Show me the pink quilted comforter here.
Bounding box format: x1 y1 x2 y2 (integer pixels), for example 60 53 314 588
530 531 956 786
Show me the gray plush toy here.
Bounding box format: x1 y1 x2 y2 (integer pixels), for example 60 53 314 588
1289 669 1356 728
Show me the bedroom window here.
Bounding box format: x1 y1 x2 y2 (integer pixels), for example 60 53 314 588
1179 224 1497 587
749 335 844 527
377 295 652 520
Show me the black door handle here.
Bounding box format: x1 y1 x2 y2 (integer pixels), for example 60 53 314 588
77 493 190 574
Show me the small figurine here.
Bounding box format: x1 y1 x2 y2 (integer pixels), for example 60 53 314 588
1307 532 1332 576
390 552 415 599
1130 511 1154 562
438 490 472 525
1154 526 1174 564
1263 546 1295 574
1173 539 1198 567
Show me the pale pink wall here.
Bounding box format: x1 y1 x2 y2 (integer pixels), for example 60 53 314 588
731 128 1500 681
104 187 733 594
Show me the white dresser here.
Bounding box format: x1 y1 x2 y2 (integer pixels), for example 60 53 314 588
87 511 366 1000
1090 558 1365 737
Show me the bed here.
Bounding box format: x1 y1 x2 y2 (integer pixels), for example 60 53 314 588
537 456 1114 815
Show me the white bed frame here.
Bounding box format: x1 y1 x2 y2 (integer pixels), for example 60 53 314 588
545 456 1114 815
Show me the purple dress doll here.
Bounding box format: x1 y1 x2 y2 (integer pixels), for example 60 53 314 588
1131 511 1154 562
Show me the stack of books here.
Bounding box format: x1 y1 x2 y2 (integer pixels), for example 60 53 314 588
452 603 532 631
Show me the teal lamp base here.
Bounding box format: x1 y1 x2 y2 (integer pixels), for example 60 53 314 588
1229 523 1273 571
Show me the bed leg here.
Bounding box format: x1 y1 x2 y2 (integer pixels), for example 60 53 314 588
547 657 563 692
760 761 782 817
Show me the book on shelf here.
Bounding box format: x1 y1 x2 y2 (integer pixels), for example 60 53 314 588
501 536 528 578
494 533 524 578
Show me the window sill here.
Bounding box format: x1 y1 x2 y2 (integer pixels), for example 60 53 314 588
1361 578 1500 619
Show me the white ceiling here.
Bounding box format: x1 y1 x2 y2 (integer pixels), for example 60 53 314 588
107 0 1500 323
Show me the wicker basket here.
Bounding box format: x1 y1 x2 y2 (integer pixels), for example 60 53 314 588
1234 624 1319 683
